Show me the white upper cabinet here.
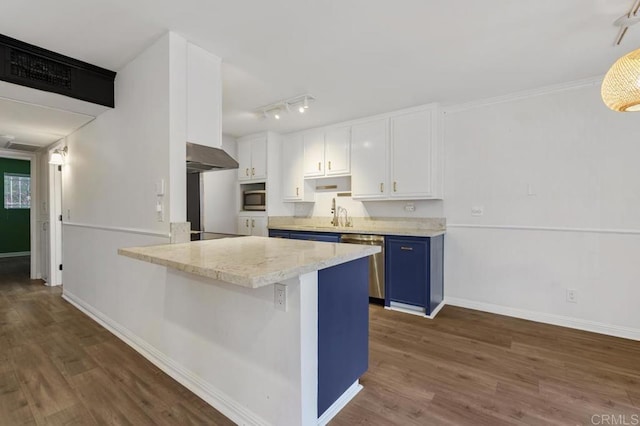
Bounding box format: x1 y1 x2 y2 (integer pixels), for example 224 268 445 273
351 119 389 199
324 126 351 176
186 43 222 148
251 137 268 179
282 134 314 202
302 127 351 178
303 131 325 177
390 109 435 198
237 136 267 181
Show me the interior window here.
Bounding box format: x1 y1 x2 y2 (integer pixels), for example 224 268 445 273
3 173 31 209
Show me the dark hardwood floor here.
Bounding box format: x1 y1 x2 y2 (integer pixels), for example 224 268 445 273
0 257 233 426
333 305 640 425
2 257 639 425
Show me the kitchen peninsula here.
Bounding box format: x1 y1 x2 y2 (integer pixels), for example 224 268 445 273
118 236 380 426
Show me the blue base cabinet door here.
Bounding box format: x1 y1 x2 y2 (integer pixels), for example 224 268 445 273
289 232 340 243
387 237 429 307
268 230 290 238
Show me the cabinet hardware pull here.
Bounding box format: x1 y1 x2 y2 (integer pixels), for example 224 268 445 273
251 219 255 228
400 246 413 251
245 219 249 227
318 162 321 171
394 181 397 192
245 168 249 176
380 183 384 193
328 161 331 170
252 167 255 176
296 187 299 196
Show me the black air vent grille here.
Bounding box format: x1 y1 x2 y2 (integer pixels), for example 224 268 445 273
10 48 72 90
0 33 116 108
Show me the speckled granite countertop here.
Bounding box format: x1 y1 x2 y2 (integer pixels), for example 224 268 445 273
118 236 380 288
268 217 446 237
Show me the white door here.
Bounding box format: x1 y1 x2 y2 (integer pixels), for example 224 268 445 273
282 135 304 201
390 110 433 198
351 119 389 199
251 137 268 179
251 216 268 237
48 164 63 286
303 131 325 177
237 216 251 235
237 140 252 181
325 126 351 176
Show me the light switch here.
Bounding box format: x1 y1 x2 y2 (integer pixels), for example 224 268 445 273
471 206 484 216
156 179 165 196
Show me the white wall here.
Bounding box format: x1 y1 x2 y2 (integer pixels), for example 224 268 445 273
290 80 640 339
442 81 640 339
202 134 238 233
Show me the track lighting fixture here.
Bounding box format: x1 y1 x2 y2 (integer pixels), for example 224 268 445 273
255 94 315 120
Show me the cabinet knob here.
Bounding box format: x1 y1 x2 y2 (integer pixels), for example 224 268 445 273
393 181 397 192
380 183 384 193
296 187 299 196
251 219 255 228
318 162 321 171
245 168 249 176
400 246 414 251
252 167 255 176
328 160 331 170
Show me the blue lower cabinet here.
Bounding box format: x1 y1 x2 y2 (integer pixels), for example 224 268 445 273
268 230 290 238
289 232 340 243
386 235 444 315
317 257 369 416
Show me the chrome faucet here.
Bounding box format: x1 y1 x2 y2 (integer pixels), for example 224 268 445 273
331 198 353 227
331 198 339 226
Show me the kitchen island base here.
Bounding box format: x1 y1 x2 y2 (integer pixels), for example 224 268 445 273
114 237 377 425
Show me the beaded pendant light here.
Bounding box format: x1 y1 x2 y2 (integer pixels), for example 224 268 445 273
602 48 640 111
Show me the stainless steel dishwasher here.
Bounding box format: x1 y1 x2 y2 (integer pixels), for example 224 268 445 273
340 234 385 303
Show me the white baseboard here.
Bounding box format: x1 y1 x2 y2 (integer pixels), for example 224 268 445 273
446 297 640 341
385 300 446 319
61 291 269 426
0 251 30 258
317 380 362 426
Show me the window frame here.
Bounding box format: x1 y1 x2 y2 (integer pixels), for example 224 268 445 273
3 172 31 210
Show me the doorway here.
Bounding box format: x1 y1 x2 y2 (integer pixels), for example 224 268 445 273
0 149 38 280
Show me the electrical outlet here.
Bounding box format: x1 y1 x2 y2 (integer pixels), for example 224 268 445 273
471 206 484 216
156 198 164 222
404 203 415 212
566 289 577 303
275 284 287 312
67 209 71 220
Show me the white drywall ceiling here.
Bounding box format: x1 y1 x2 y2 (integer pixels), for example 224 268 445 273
0 97 94 147
0 0 636 137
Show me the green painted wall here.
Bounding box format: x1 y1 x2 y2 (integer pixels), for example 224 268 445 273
0 158 30 254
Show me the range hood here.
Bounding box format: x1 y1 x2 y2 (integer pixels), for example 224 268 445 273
186 142 238 173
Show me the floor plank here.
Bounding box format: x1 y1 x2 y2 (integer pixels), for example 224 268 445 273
2 257 640 425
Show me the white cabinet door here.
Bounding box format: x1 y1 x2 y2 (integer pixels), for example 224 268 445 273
325 126 351 176
351 119 389 199
251 216 268 236
251 137 268 179
237 216 251 235
303 131 325 177
237 140 252 181
187 43 222 148
391 110 433 198
282 134 305 201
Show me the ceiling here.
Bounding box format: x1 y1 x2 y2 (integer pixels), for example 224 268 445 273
0 0 638 137
0 98 94 148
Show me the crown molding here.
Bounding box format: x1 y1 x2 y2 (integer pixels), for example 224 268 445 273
443 75 604 114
